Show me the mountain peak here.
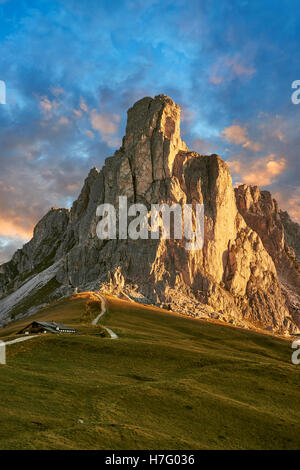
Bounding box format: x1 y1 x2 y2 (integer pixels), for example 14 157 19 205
125 94 183 143
1 95 300 335
121 95 188 198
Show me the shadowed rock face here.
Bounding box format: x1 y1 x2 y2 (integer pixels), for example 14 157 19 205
235 184 300 327
0 208 70 293
1 94 299 334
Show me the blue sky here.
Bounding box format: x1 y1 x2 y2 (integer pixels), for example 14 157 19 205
0 0 300 262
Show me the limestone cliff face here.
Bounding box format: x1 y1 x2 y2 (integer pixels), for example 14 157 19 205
0 95 299 334
0 208 70 296
235 184 300 327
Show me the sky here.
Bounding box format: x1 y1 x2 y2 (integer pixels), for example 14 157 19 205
0 0 300 263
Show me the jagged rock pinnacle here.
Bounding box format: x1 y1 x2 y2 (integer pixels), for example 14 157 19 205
0 95 300 335
120 95 188 200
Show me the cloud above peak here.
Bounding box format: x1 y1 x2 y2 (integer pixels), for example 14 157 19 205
0 0 300 262
228 154 287 187
221 124 261 152
209 55 255 85
90 110 121 147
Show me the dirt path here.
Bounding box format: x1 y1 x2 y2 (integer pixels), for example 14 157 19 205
4 336 38 345
0 335 40 365
103 327 118 339
1 292 118 366
92 293 118 339
91 294 107 325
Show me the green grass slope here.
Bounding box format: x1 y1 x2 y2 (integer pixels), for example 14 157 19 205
0 293 299 450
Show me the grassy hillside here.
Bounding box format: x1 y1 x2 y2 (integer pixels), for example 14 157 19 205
0 293 299 450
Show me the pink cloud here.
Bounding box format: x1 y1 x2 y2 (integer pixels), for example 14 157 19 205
84 129 95 139
57 116 70 126
0 217 33 240
222 124 261 151
273 188 300 224
90 111 120 135
90 110 121 147
72 108 82 119
192 138 215 154
209 55 255 85
79 97 88 113
258 113 287 143
50 86 65 96
227 154 287 186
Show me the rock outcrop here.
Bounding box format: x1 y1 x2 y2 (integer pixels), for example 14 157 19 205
235 184 300 327
0 94 299 334
0 208 70 296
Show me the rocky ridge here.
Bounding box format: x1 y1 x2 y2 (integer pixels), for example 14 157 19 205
0 94 299 334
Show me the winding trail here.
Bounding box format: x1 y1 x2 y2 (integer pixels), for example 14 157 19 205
92 293 118 339
4 336 38 346
0 335 40 365
0 291 117 365
91 294 107 325
103 327 118 339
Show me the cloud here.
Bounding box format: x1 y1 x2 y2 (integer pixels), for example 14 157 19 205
66 183 79 191
101 134 122 148
222 124 248 145
39 96 58 113
79 98 88 113
258 113 288 143
222 124 261 151
90 111 119 135
0 218 32 240
0 237 26 265
73 108 83 118
228 154 287 187
50 86 65 96
58 116 70 126
273 187 300 224
0 0 300 262
209 55 255 85
84 129 95 139
192 138 215 154
90 110 121 146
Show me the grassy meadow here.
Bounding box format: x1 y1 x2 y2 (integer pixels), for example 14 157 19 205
0 293 299 450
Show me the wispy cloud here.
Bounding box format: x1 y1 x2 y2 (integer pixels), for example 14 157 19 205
228 154 287 186
90 110 121 146
0 0 300 263
209 55 255 85
273 187 300 224
222 124 261 152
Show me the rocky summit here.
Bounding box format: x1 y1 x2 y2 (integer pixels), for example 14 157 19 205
0 94 300 334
